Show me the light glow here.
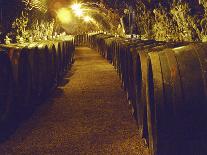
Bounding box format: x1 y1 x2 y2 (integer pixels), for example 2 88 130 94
71 3 82 11
75 9 83 17
83 16 93 22
71 3 84 17
57 8 71 24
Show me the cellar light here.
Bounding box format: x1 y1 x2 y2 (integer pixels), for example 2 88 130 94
71 3 84 17
71 3 82 11
75 9 83 17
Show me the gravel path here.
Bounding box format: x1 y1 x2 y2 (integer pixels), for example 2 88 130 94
0 47 149 155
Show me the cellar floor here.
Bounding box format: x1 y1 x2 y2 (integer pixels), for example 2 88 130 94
0 47 148 154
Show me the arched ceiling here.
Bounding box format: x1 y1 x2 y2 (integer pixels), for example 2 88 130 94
47 0 121 34
1 0 207 42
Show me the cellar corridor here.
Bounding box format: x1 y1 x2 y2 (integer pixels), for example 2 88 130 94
0 47 148 154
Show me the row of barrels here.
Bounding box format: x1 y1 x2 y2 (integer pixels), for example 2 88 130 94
0 39 75 128
75 33 207 155
74 34 89 46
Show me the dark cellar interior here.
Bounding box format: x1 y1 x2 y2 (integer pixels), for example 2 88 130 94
0 0 207 155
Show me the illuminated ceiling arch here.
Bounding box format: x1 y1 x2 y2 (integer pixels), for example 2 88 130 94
54 2 121 34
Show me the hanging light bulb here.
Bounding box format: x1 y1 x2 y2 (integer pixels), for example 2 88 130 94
71 3 84 17
71 3 82 11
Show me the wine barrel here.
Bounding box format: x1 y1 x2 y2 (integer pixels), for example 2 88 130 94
74 35 79 46
70 40 75 65
98 35 114 56
110 38 123 74
103 37 119 62
53 42 61 85
36 44 48 97
17 47 33 109
51 43 58 87
58 42 64 81
50 43 58 85
116 39 156 89
118 40 157 94
172 44 206 138
129 43 167 130
100 39 158 124
52 42 63 84
27 45 40 104
146 51 165 155
191 43 207 102
138 44 182 133
110 39 119 67
62 41 68 72
66 41 73 67
67 40 75 67
45 44 55 92
1 46 33 113
0 50 13 124
146 43 207 155
0 39 74 125
63 41 69 70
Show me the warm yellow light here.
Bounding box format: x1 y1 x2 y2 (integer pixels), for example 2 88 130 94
84 16 92 22
75 9 83 17
57 8 71 24
71 3 84 17
71 3 82 11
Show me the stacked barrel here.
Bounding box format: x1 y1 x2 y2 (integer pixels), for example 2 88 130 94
74 34 89 46
0 38 75 127
76 33 207 155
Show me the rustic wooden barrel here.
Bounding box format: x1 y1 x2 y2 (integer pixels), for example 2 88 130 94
62 41 68 72
68 40 75 66
45 44 55 92
2 46 34 112
171 44 207 138
191 43 207 103
138 44 181 133
51 43 58 86
119 41 157 96
145 43 207 155
74 35 80 46
59 42 64 79
145 51 166 155
66 40 75 68
126 43 156 115
17 48 33 109
98 35 114 57
36 44 48 97
103 37 114 61
51 43 58 87
27 45 39 104
116 39 157 90
53 42 61 85
129 44 167 130
0 40 74 125
1 47 22 116
64 41 69 70
110 38 123 71
111 39 119 67
0 50 13 124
